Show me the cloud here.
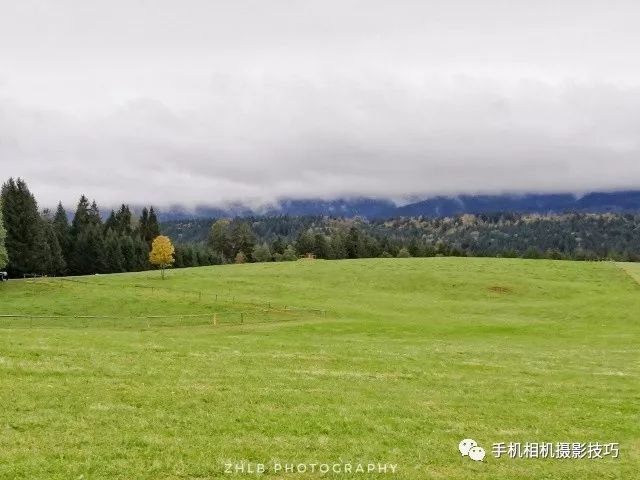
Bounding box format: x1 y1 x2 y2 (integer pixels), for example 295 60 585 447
1 1 639 208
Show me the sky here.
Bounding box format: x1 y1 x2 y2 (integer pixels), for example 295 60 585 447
1 0 640 208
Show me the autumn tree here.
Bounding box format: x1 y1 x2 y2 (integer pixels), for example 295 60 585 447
149 235 175 279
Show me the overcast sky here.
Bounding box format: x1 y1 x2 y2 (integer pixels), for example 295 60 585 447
1 1 640 208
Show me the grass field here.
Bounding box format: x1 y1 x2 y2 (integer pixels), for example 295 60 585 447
0 258 639 479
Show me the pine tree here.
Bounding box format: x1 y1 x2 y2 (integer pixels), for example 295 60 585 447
133 235 150 271
146 207 160 243
313 233 330 259
69 196 106 274
0 198 8 270
71 195 91 232
173 245 185 268
41 215 66 275
114 204 133 235
119 235 136 271
0 178 48 276
138 207 149 241
52 202 71 270
104 210 117 233
104 229 125 273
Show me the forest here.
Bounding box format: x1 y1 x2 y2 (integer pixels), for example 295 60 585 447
2 177 640 278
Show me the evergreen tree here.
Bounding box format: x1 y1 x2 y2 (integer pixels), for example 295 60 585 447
52 202 71 270
104 229 125 273
0 198 8 270
71 195 91 232
0 178 48 276
120 235 136 271
173 245 185 268
133 236 150 271
138 207 149 241
104 210 117 233
346 226 361 259
69 196 106 274
41 215 66 275
114 204 133 235
313 233 330 259
330 232 347 259
146 207 160 243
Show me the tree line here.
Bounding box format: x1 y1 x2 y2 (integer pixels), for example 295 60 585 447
3 177 639 277
0 178 163 276
171 213 640 263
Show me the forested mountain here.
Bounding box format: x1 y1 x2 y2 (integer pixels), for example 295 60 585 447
162 213 640 262
156 190 640 221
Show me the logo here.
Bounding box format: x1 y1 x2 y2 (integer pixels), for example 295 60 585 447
459 438 486 462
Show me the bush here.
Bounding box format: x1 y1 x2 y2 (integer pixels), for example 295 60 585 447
397 247 411 258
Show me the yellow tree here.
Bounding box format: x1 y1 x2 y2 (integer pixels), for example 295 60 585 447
149 235 175 279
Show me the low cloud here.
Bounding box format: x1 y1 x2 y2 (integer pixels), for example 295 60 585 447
2 75 640 209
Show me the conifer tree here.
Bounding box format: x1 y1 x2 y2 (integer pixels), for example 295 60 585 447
138 207 149 241
104 229 125 273
133 235 150 271
69 196 106 274
104 210 117 233
146 207 160 242
114 204 133 235
0 178 48 276
0 199 8 270
41 215 66 275
119 235 136 271
52 202 71 268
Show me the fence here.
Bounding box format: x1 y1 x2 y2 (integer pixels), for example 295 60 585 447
0 307 327 330
28 277 295 309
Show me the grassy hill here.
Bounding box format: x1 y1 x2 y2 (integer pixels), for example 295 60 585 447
0 258 638 479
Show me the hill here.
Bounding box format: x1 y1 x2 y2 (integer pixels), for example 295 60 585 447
0 258 638 479
156 190 640 221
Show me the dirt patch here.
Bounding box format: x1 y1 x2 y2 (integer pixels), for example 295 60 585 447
488 285 513 294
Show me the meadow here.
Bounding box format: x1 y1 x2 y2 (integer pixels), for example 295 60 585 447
0 258 638 479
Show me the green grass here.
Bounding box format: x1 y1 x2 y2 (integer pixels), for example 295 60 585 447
0 258 638 479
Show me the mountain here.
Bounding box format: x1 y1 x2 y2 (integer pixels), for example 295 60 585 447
156 190 640 221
